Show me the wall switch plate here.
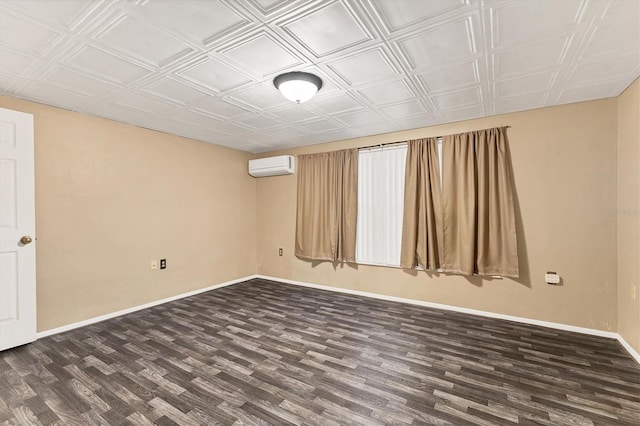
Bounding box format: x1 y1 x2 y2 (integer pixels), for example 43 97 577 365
151 260 158 270
160 259 166 270
278 248 283 256
545 272 560 285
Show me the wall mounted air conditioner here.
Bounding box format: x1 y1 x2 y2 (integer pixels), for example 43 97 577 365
248 155 295 177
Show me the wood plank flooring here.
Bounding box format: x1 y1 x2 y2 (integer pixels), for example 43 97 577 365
1 278 639 425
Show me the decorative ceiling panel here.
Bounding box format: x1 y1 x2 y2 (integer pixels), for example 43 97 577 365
432 86 482 110
397 17 477 70
495 71 555 99
328 48 399 86
570 56 638 86
370 0 466 34
0 48 35 75
17 81 91 109
417 61 479 93
492 0 584 48
64 45 152 84
203 120 253 137
583 21 639 60
281 1 374 57
0 12 62 54
357 79 416 105
236 115 284 130
379 100 427 119
247 0 302 18
440 104 484 122
96 14 193 66
177 57 250 92
166 108 222 128
3 0 90 28
558 79 630 104
334 109 385 127
261 126 308 143
110 92 175 116
140 78 210 106
494 92 545 114
300 118 343 133
350 119 400 136
221 33 302 77
254 0 288 12
45 67 119 98
127 0 251 46
394 114 435 130
193 97 252 120
305 92 363 115
83 102 150 124
494 36 570 77
269 104 319 122
229 83 289 110
0 0 637 153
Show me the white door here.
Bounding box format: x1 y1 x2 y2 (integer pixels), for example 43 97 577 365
0 107 36 351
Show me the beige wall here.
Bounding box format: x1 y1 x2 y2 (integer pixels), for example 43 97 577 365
256 99 620 332
617 79 640 354
0 96 257 332
1 90 632 340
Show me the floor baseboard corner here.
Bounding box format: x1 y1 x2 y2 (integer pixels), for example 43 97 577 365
36 274 257 339
255 274 638 362
616 334 640 364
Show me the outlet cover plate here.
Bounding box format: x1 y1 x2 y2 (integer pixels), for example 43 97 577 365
545 272 560 284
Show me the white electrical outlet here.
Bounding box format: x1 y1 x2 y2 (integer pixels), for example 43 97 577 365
151 260 158 270
632 285 637 301
545 272 560 285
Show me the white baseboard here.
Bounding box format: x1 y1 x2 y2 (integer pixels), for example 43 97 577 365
36 274 258 339
35 273 640 365
617 335 640 364
256 274 640 364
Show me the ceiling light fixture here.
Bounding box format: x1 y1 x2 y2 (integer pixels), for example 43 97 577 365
273 71 322 103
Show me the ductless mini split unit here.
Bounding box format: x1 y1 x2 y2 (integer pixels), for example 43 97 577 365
248 155 295 177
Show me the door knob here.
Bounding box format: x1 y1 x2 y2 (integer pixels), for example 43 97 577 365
20 236 33 245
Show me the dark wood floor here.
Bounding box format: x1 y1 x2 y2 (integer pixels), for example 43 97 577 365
1 278 639 425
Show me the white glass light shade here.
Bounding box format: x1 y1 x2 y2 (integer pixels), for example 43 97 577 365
273 72 323 103
278 80 318 103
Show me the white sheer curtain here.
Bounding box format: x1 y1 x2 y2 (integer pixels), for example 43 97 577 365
356 144 407 267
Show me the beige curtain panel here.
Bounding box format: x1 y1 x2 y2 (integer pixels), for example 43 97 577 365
441 127 519 277
400 138 443 270
295 148 358 263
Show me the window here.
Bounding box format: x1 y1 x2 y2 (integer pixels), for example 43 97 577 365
355 138 443 269
298 127 518 277
356 144 407 267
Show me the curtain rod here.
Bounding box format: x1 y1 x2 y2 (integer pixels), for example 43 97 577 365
358 125 511 151
358 140 407 151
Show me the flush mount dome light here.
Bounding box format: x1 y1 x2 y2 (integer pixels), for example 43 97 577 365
273 71 322 103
